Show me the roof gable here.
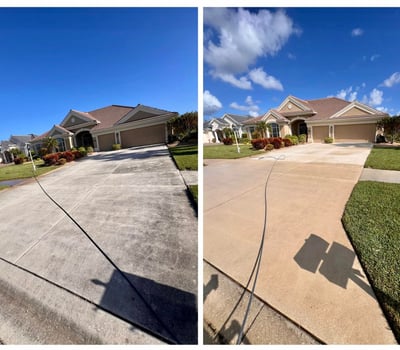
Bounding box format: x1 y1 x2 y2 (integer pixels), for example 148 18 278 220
330 101 384 119
116 104 173 125
48 125 73 137
61 110 99 129
278 96 313 114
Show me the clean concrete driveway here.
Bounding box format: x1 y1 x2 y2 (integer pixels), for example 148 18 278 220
204 142 396 344
0 144 197 344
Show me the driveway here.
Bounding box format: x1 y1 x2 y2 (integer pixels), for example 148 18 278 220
0 145 197 344
204 142 396 344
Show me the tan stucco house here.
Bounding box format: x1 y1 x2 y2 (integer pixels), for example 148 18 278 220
243 95 388 143
31 104 178 152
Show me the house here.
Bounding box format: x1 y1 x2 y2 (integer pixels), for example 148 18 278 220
243 95 388 143
30 104 178 152
203 113 253 143
0 134 37 163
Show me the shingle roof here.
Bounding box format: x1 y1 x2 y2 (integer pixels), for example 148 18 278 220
243 116 264 124
88 105 134 131
224 114 254 124
306 97 351 120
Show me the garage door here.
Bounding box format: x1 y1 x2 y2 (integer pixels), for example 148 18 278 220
312 126 329 143
335 124 376 143
120 124 166 148
98 133 115 151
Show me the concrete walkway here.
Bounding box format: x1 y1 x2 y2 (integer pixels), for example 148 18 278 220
204 143 396 344
360 167 400 183
0 145 197 344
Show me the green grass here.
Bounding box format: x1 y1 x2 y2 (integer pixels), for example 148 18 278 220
365 146 400 171
204 144 263 159
0 160 59 182
0 185 8 191
189 184 198 205
342 181 400 343
169 144 198 170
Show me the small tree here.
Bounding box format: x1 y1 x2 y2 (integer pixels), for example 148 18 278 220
44 137 59 154
255 121 271 138
377 116 400 144
222 127 234 138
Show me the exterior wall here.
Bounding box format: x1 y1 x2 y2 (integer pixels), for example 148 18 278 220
281 124 291 137
340 107 368 117
120 124 166 148
280 102 303 113
312 126 329 143
334 124 376 142
98 133 116 151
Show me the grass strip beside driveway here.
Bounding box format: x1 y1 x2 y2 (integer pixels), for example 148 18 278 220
0 160 58 181
169 145 198 170
342 181 400 343
204 144 263 159
364 146 400 171
189 185 198 204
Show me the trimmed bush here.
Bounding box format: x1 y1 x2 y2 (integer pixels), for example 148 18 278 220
112 144 121 150
78 147 87 157
222 137 233 145
43 153 59 166
72 150 82 159
283 138 293 147
59 151 75 162
58 158 67 165
86 146 94 154
241 132 248 139
14 157 25 165
324 137 334 144
271 138 282 149
299 134 307 144
251 138 268 150
265 144 274 151
284 135 299 145
239 137 250 144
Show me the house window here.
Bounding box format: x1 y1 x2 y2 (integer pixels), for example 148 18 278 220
56 138 66 152
270 123 280 137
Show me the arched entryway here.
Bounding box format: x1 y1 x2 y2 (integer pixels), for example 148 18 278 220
291 119 308 137
75 130 94 148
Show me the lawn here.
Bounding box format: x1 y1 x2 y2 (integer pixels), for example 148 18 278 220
364 146 400 171
169 144 198 170
204 144 263 159
189 185 198 205
342 181 400 343
0 160 58 182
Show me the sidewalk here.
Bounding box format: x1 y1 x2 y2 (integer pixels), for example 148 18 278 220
360 167 400 183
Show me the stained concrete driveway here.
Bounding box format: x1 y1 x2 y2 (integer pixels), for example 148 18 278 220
0 144 197 344
204 142 396 344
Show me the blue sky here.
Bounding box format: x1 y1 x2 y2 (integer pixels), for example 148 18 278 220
203 7 400 119
0 7 197 141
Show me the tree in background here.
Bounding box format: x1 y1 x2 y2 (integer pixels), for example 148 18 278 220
168 111 198 143
377 116 400 144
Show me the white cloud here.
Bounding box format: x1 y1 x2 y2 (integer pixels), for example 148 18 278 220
363 88 384 107
288 53 296 60
203 90 222 115
351 28 363 37
370 54 380 62
204 8 297 89
248 67 283 91
230 95 260 117
336 86 357 101
381 72 400 88
376 106 389 113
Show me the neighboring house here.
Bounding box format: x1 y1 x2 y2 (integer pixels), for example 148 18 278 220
203 113 253 143
242 95 388 143
31 104 178 152
0 134 37 163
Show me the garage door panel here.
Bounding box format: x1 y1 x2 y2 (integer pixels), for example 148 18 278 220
335 124 376 142
312 126 329 143
98 133 115 151
121 124 165 148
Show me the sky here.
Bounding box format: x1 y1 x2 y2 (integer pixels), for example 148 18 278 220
203 7 400 120
0 7 197 141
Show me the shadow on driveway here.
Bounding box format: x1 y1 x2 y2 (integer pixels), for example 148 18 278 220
91 269 197 344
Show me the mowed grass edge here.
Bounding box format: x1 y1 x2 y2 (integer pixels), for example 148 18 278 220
342 181 400 343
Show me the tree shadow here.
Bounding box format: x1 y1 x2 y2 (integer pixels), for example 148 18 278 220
91 269 197 344
294 233 375 298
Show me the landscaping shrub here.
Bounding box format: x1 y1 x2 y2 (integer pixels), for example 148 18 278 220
283 138 293 147
57 158 67 165
252 131 261 139
112 143 121 150
43 153 59 166
285 135 299 145
270 137 283 149
78 147 87 156
222 137 233 145
239 137 250 144
72 150 82 159
324 137 334 144
86 146 94 154
299 134 307 144
241 132 248 139
251 138 268 150
265 144 274 151
59 151 74 162
14 157 25 165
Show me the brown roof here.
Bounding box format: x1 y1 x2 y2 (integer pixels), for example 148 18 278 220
89 105 134 131
306 97 351 120
243 115 264 124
